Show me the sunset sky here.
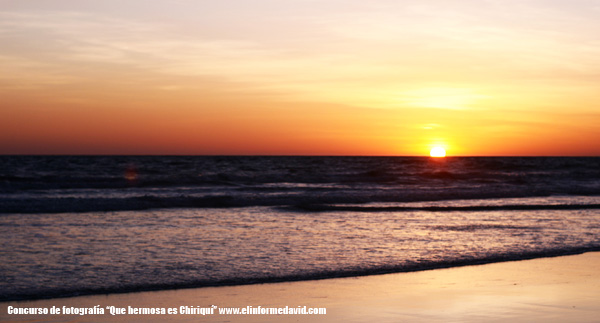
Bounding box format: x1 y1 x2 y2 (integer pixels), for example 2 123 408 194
1 0 599 156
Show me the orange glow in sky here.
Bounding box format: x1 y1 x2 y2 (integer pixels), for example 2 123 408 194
1 1 599 156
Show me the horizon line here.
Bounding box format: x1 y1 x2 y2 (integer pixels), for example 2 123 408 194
1 154 598 158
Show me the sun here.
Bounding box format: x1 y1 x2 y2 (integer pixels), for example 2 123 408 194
430 147 446 158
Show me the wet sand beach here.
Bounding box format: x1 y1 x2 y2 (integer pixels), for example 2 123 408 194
2 252 599 322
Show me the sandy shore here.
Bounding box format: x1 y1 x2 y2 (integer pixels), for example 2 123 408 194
2 252 599 322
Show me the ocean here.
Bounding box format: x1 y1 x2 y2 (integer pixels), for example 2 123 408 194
1 156 599 301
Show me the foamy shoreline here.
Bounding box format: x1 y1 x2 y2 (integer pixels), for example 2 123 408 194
2 252 599 322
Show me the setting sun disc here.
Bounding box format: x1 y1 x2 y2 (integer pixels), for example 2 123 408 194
430 147 446 157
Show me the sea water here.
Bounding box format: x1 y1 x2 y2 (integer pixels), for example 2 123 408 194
1 156 599 300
